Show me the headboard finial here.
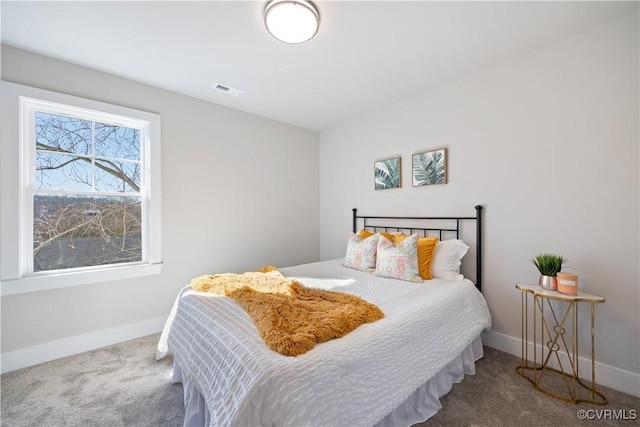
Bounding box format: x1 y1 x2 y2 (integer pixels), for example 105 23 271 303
352 208 358 233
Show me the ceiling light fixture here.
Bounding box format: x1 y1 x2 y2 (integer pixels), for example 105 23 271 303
264 0 319 44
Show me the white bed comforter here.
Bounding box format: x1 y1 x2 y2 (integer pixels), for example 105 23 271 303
157 259 491 427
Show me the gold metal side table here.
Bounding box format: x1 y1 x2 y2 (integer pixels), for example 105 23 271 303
515 283 607 405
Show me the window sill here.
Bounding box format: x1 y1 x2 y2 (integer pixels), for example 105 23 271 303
0 262 163 296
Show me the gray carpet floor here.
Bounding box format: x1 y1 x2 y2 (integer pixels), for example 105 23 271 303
1 333 638 426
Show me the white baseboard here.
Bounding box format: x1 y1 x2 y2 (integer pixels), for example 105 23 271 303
0 316 167 374
482 330 640 398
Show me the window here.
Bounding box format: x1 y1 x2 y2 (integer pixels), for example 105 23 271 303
0 82 161 295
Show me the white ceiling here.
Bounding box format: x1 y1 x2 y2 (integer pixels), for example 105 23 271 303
1 1 636 131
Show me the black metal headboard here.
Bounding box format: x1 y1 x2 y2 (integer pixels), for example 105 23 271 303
352 205 483 292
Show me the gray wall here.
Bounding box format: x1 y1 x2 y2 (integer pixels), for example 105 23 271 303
319 13 639 392
1 45 319 355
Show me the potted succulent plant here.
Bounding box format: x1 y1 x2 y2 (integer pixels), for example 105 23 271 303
532 253 567 290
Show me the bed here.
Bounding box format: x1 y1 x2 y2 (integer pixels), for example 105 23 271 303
157 206 491 427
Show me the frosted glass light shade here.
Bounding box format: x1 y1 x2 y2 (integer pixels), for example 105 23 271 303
264 0 319 44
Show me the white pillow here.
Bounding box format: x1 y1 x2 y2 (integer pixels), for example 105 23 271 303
431 239 469 281
343 232 379 272
373 234 423 283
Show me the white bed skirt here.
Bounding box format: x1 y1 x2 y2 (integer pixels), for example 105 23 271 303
173 335 484 427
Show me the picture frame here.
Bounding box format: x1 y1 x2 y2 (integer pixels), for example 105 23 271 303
374 156 401 190
412 148 447 186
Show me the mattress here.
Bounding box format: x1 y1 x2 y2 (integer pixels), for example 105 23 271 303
157 259 492 427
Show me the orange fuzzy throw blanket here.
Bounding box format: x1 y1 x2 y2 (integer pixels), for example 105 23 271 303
190 270 384 356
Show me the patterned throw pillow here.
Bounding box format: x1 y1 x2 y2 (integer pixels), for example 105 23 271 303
394 234 439 280
343 232 380 272
373 234 423 283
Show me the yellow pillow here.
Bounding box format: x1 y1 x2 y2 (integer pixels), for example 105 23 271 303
358 229 395 242
390 232 407 245
395 235 439 280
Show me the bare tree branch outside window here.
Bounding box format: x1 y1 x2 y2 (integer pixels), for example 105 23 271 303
33 112 143 271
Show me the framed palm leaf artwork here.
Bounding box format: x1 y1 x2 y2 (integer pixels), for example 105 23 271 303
412 148 447 186
374 157 401 190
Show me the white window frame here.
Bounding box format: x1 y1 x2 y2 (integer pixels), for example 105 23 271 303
1 82 162 296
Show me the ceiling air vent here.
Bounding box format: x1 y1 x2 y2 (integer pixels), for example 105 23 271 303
213 83 245 97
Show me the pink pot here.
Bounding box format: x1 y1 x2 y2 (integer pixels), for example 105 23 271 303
557 272 578 295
